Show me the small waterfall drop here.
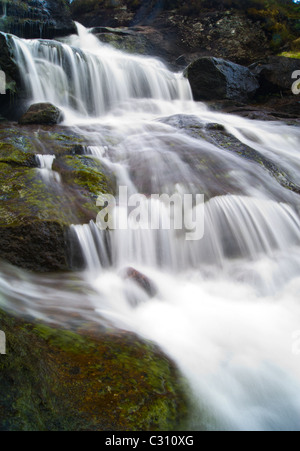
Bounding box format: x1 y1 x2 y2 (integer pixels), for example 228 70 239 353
36 154 61 183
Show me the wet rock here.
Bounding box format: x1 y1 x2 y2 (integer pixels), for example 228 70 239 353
250 56 300 97
0 308 189 431
19 103 64 126
123 267 158 299
93 29 151 56
0 0 75 39
0 33 23 120
159 113 300 197
0 125 115 271
184 57 259 102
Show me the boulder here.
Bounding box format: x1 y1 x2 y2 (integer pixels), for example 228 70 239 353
123 267 158 299
19 103 64 126
0 309 189 431
184 57 259 102
250 56 300 96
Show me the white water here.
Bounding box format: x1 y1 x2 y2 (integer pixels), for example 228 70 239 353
36 154 61 183
2 24 300 430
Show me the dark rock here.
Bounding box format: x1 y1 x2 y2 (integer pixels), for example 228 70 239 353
123 267 158 299
19 103 64 126
184 57 259 102
151 11 269 67
0 222 69 272
250 56 300 96
0 33 23 120
0 0 75 39
73 4 270 67
71 0 135 28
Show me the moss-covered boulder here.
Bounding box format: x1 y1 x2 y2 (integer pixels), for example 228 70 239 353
53 154 116 201
94 28 150 56
0 308 189 431
0 124 115 271
19 103 64 126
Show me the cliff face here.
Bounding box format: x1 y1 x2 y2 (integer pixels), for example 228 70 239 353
71 0 300 66
0 0 75 38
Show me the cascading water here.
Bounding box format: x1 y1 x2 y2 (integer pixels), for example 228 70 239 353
8 23 192 117
36 154 61 183
2 24 300 430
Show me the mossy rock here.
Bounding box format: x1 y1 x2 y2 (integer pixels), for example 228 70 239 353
19 103 64 126
96 32 149 55
0 142 36 167
53 155 116 200
0 309 189 431
0 124 116 271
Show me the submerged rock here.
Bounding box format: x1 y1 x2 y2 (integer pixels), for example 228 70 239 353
0 309 189 431
123 267 158 299
159 114 300 196
19 103 64 126
184 57 259 102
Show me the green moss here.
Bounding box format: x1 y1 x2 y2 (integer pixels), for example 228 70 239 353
280 51 300 59
98 33 148 55
0 142 36 167
0 309 189 431
0 163 79 227
0 125 116 229
53 155 116 199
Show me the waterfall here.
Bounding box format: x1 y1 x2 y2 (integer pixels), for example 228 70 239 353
2 24 300 431
36 154 56 170
1 0 7 19
8 22 192 118
36 154 60 183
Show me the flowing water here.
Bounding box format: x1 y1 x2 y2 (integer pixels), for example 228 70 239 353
1 24 300 431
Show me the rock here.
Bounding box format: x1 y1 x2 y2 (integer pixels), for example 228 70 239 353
0 308 189 431
93 28 150 56
0 124 115 272
52 154 116 202
0 0 75 38
123 267 158 299
152 11 269 67
72 4 271 67
0 33 23 120
159 113 300 197
71 0 135 28
19 103 64 126
184 57 259 102
250 56 300 96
